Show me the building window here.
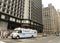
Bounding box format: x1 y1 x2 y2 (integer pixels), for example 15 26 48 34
22 20 26 23
8 1 11 4
12 18 15 22
26 20 30 23
10 17 13 21
7 6 10 9
11 7 13 11
3 4 6 7
10 11 13 15
0 2 2 5
4 0 7 2
12 0 14 2
2 8 5 12
1 15 5 19
0 6 1 10
22 20 30 23
7 10 9 14
10 17 15 22
16 19 20 23
5 16 10 20
14 13 16 16
31 22 33 24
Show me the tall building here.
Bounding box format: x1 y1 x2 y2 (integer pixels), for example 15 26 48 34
57 10 60 33
0 0 43 32
42 4 58 34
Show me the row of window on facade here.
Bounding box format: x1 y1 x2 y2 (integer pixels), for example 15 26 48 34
0 0 25 6
0 1 25 11
0 2 24 11
1 8 20 14
0 7 24 18
0 14 30 24
1 14 20 23
31 14 40 24
0 14 38 26
0 0 21 3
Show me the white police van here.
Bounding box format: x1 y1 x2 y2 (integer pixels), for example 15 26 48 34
10 27 37 39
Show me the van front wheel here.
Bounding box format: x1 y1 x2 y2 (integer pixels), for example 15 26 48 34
16 36 20 39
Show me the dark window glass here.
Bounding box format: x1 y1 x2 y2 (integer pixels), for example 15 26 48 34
14 13 16 16
5 16 10 20
3 4 6 7
2 8 5 12
4 0 7 2
10 11 13 14
0 3 1 5
11 7 13 10
7 6 10 9
7 10 9 13
18 30 22 33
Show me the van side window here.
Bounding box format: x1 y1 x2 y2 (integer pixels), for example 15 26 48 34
18 30 22 33
34 32 36 33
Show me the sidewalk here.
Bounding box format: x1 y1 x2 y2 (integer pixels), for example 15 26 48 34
0 36 11 39
0 41 6 43
37 33 54 37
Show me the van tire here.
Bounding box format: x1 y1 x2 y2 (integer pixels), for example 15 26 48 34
16 36 20 39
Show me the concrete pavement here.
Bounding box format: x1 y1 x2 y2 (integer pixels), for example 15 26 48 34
0 35 60 43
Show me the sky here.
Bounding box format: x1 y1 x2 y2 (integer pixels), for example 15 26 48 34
42 0 60 9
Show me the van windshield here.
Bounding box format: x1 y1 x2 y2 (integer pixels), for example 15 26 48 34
13 30 22 33
18 30 22 33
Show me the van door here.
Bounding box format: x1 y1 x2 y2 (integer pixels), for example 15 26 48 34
18 30 22 37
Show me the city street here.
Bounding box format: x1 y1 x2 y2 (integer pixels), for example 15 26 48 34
0 35 60 43
0 0 60 43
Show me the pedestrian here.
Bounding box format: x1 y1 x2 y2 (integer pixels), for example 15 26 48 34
1 30 4 38
3 30 6 38
5 31 9 38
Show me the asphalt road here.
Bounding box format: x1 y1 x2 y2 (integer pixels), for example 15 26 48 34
0 35 60 43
